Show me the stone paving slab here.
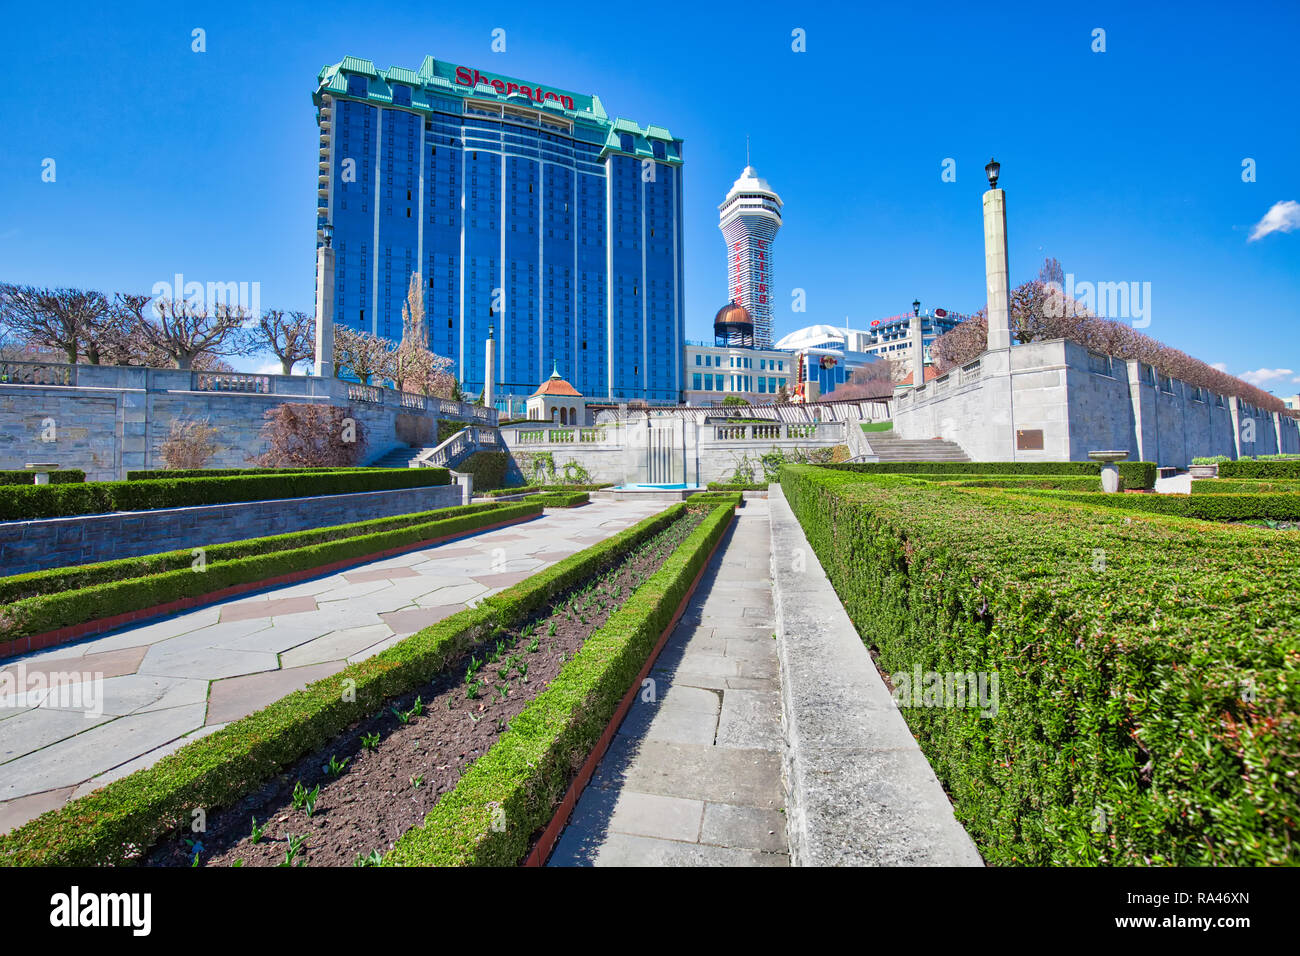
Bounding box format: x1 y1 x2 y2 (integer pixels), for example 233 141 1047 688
0 500 663 833
549 500 790 867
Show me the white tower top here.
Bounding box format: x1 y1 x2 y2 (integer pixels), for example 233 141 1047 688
719 165 783 348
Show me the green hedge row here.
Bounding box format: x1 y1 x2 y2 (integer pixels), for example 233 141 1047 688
0 469 85 485
921 475 1113 492
528 492 590 508
1219 460 1300 480
687 492 743 509
125 467 371 480
828 460 1158 490
706 482 769 491
456 451 510 492
0 503 687 866
481 483 611 497
1190 479 1300 495
384 503 734 865
779 464 1299 865
0 468 451 521
0 502 507 606
0 502 535 646
1004 488 1300 522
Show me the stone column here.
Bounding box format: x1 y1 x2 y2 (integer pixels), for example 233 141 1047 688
910 314 925 387
314 243 335 378
983 188 1011 352
484 331 496 410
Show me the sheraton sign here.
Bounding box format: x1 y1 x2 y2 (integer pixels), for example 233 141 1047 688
454 65 576 111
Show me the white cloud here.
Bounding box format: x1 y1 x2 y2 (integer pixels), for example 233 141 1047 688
1238 367 1295 387
1210 362 1229 373
1248 200 1300 242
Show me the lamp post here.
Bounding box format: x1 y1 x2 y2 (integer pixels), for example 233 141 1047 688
909 298 925 388
982 158 1011 351
314 223 335 378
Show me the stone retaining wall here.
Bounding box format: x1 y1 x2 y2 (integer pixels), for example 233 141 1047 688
0 364 495 481
0 483 461 575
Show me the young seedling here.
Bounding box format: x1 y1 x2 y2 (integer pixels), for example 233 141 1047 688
360 731 380 751
495 683 508 701
516 660 529 681
546 621 556 637
291 781 320 817
410 774 425 789
497 664 511 681
353 850 384 867
278 834 307 867
466 678 483 700
250 817 266 844
232 859 244 868
324 754 350 776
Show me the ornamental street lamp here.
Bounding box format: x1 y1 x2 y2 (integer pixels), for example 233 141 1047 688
985 157 1001 189
912 299 921 317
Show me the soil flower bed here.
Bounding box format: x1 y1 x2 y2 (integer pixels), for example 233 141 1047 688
148 510 705 867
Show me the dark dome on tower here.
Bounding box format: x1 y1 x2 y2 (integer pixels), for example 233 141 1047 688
714 301 755 347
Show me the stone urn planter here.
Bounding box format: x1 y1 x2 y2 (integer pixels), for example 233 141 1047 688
1189 463 1219 479
1088 449 1130 493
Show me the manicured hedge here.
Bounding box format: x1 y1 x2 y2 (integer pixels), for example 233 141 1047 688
706 482 769 491
0 502 538 646
0 502 507 606
1190 479 1300 495
780 464 1299 865
0 503 688 866
125 467 368 480
687 492 743 509
528 491 590 508
384 503 734 865
920 475 1112 492
456 451 510 492
0 468 451 521
0 469 85 485
1007 488 1300 522
1219 460 1300 480
481 483 610 497
827 460 1158 490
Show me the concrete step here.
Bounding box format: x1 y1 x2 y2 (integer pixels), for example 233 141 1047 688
864 435 970 463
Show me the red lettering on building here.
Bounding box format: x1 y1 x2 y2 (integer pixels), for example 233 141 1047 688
453 65 574 110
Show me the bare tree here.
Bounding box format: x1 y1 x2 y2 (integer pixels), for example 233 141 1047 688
391 272 456 396
122 298 254 370
826 361 896 401
0 284 112 364
333 325 395 385
255 309 316 375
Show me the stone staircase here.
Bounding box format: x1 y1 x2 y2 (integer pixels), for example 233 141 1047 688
370 445 430 469
369 426 503 471
861 430 970 463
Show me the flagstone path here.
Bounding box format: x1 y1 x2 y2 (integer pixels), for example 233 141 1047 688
0 500 662 834
547 498 790 866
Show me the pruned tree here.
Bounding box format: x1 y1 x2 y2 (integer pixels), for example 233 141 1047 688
255 309 316 375
333 326 395 385
121 297 254 370
0 284 112 364
392 273 456 397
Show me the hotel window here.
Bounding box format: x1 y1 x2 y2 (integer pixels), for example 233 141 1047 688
758 378 767 393
693 373 701 390
704 373 713 391
694 354 701 366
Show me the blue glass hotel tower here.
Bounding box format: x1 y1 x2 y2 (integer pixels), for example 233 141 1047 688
313 55 686 405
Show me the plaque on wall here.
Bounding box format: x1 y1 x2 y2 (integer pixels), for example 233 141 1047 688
1016 429 1044 451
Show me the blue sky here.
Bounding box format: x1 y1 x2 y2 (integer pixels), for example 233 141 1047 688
2 0 1297 394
